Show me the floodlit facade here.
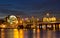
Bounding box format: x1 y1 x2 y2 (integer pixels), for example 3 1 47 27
43 13 56 22
7 15 18 25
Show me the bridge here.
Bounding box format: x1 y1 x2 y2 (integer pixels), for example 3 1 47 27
16 22 60 30
0 21 60 30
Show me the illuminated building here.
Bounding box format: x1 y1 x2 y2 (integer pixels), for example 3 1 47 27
8 15 18 24
43 13 56 22
6 15 19 28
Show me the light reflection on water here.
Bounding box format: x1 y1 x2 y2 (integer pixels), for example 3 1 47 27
14 29 19 38
0 29 60 38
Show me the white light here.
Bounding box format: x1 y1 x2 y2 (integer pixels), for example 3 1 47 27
42 25 46 28
7 15 18 25
10 15 16 18
46 13 49 16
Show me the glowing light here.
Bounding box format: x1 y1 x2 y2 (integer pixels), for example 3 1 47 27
7 15 18 25
14 29 19 38
20 20 23 24
37 18 39 21
2 25 5 28
43 16 56 22
47 25 51 28
59 24 60 29
37 29 40 32
25 18 28 20
0 24 6 28
19 29 24 38
43 17 48 22
46 13 49 16
51 17 56 21
10 15 16 19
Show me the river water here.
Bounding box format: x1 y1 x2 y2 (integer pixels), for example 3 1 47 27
0 29 60 38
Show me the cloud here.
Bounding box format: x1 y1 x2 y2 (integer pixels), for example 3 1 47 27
0 4 13 6
0 9 27 16
0 0 60 18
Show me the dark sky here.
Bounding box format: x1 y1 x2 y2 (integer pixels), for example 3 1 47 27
0 0 60 18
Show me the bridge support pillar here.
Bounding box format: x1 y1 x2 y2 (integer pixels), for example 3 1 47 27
46 24 47 30
51 24 53 30
55 24 59 30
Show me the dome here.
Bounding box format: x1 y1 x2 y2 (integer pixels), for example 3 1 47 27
9 15 17 19
43 16 56 22
51 16 56 22
7 15 18 25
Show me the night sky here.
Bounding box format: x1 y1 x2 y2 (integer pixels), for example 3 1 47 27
0 0 60 18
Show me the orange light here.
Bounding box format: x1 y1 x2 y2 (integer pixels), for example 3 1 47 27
20 20 23 24
14 29 19 38
19 29 24 38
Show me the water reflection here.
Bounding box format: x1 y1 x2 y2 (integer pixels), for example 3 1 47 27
24 29 28 38
1 29 5 38
4 29 14 38
19 29 24 38
0 29 60 38
37 29 40 38
14 29 19 38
